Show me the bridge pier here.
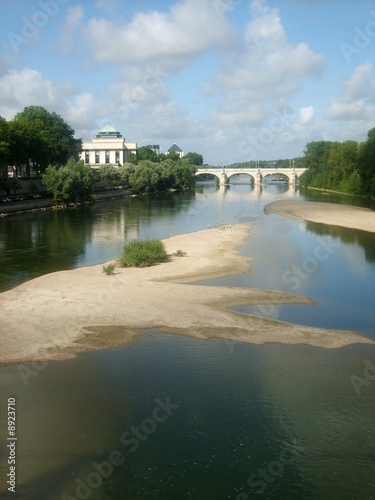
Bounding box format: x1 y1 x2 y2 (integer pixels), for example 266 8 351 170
220 170 228 186
255 170 262 186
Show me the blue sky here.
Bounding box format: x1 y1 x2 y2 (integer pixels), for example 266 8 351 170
0 0 374 165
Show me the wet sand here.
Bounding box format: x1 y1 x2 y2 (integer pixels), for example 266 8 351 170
265 200 375 233
0 223 373 364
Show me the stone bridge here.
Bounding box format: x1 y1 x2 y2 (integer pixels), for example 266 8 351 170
196 167 307 185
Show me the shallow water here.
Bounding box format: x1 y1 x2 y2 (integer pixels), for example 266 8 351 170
0 184 374 499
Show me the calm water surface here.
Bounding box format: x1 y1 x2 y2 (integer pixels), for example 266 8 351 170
0 184 374 499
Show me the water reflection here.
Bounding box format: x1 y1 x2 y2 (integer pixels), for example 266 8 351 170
0 209 94 291
306 220 375 263
0 335 374 499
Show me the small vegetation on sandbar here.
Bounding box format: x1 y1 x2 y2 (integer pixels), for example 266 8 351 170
174 249 186 257
118 239 168 267
102 263 116 275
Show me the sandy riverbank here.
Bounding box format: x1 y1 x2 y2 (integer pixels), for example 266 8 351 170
265 200 375 233
0 223 373 364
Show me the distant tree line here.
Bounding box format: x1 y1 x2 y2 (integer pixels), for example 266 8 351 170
299 128 375 197
0 106 82 177
136 146 203 166
225 159 303 169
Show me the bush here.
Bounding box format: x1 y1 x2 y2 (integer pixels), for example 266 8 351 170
102 263 116 275
174 249 186 257
119 240 168 267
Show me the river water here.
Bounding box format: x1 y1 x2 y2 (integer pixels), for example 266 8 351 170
0 183 374 500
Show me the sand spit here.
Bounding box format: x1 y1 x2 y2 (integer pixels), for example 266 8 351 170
0 224 373 364
265 200 375 233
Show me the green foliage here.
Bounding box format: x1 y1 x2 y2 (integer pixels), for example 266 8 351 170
358 128 375 197
4 106 81 176
102 263 116 275
299 129 375 197
42 158 94 204
0 116 11 176
119 239 168 267
0 177 22 195
174 249 186 257
184 152 204 166
137 146 160 163
127 152 138 164
121 159 196 194
99 164 120 186
167 150 181 162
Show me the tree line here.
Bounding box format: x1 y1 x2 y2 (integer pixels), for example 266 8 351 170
43 157 197 204
136 146 203 166
299 128 375 197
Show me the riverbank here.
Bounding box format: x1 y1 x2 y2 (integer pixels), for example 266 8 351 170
1 223 373 364
0 189 132 216
265 200 375 233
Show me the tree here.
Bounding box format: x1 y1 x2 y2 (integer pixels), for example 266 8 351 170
166 151 180 162
125 158 196 194
299 130 375 196
0 117 11 177
184 152 203 166
358 128 375 197
42 158 94 204
299 141 334 188
9 106 82 176
99 164 120 187
127 152 138 164
118 163 136 188
0 178 22 195
137 146 160 163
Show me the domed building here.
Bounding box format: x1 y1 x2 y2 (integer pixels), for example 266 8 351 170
80 124 137 168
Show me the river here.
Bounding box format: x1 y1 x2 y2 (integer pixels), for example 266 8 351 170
0 183 374 499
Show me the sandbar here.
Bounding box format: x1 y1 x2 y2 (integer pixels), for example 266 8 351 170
0 223 373 364
265 200 375 233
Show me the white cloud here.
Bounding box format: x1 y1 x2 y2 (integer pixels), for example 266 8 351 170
326 63 375 121
58 5 84 54
300 106 315 123
213 0 324 125
84 0 237 70
200 0 325 161
65 93 97 129
0 68 73 119
0 68 103 138
108 65 169 116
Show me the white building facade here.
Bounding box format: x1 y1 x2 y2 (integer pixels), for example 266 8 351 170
80 124 137 168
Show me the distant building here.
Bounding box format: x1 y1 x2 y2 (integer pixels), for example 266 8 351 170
167 143 184 158
80 124 137 168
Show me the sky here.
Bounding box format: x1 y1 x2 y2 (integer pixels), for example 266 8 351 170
0 0 374 165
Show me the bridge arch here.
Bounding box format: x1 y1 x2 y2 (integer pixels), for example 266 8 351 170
227 172 255 184
195 171 221 183
195 167 306 185
262 171 290 183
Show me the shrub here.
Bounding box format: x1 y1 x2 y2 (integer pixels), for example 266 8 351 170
119 240 168 267
174 249 186 257
102 263 116 275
